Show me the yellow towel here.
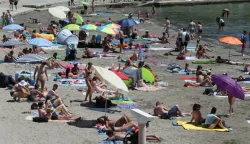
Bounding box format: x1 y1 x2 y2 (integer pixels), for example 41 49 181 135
177 121 229 132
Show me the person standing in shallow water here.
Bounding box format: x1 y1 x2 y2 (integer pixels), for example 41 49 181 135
165 17 170 38
151 5 155 17
197 22 203 40
241 30 248 56
188 20 196 40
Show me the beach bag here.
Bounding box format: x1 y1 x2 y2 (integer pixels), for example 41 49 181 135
203 88 214 95
176 55 186 60
33 117 48 123
95 96 115 108
185 33 190 42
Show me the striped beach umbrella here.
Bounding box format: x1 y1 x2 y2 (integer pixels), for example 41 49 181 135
97 26 116 35
27 38 54 47
105 23 121 29
81 24 97 30
3 24 24 31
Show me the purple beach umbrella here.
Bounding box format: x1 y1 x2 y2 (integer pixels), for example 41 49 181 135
212 74 245 100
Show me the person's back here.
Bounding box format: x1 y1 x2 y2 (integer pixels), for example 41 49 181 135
182 31 187 43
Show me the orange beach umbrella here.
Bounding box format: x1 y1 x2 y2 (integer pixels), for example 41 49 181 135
219 36 242 46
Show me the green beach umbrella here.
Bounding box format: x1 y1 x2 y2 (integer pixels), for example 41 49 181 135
63 24 80 31
80 24 97 30
80 1 90 6
73 13 84 25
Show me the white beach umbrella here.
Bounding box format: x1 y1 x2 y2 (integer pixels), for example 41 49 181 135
48 7 66 20
93 65 128 95
54 6 70 12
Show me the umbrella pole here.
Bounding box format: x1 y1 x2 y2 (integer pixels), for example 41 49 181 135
228 45 231 61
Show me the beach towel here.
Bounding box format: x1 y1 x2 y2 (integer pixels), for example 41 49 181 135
111 98 136 105
185 56 200 61
149 47 173 51
135 86 166 92
41 44 64 50
213 92 250 97
101 138 123 144
178 69 194 75
238 78 250 82
25 115 73 122
187 46 196 51
247 120 250 124
116 104 137 109
184 80 196 83
192 60 216 64
58 79 86 87
176 121 229 132
17 71 51 77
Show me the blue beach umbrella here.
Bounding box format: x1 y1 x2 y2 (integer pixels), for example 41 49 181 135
3 24 24 31
117 18 139 27
27 38 54 47
0 39 25 47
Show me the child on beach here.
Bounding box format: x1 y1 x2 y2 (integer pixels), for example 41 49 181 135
190 104 204 125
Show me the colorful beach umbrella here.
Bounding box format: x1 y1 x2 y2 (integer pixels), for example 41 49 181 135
63 24 80 31
219 36 243 45
27 38 54 47
81 24 97 30
117 18 139 27
80 1 90 6
105 23 121 29
212 74 245 100
73 13 84 25
48 7 66 19
3 24 24 31
97 26 116 35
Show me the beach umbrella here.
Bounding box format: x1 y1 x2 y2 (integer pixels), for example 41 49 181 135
48 7 66 20
219 36 243 60
80 24 97 30
63 24 80 31
16 54 47 63
54 6 70 12
212 74 245 100
2 24 24 31
80 1 90 6
219 36 243 45
97 26 116 35
93 65 129 95
73 13 84 25
27 38 54 47
117 18 139 27
105 23 121 29
0 39 25 47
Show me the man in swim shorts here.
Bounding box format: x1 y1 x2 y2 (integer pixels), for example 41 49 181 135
197 22 203 40
188 20 196 40
241 30 248 56
9 0 14 11
154 101 189 119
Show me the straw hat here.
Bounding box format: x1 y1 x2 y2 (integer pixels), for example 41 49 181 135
18 80 27 87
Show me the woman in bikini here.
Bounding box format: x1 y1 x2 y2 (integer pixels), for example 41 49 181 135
65 68 84 79
97 115 131 128
34 62 48 91
196 46 213 59
84 62 95 103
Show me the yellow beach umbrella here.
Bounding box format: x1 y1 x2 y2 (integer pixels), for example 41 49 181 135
63 24 80 31
73 13 84 25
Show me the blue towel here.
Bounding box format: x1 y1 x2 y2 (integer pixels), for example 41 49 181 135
97 130 106 135
187 46 196 50
116 104 137 109
178 69 194 75
101 138 123 143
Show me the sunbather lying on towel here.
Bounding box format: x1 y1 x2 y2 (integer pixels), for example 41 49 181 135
38 101 79 121
216 56 245 65
150 32 170 44
154 101 190 119
82 48 120 59
65 68 85 79
96 115 131 128
196 45 214 59
46 57 66 69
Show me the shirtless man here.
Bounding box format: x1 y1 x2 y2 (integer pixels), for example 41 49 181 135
197 22 203 40
4 51 15 62
165 17 171 38
188 20 196 40
154 101 189 119
71 64 80 75
151 32 170 44
34 62 48 91
222 8 230 17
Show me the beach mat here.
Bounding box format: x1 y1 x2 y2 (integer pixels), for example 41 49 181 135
192 60 216 64
177 120 229 132
178 69 194 75
25 116 73 122
187 46 196 51
111 98 136 105
180 77 196 80
117 104 137 109
149 48 173 51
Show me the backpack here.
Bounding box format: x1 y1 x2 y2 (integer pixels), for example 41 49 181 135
123 131 138 144
185 33 190 42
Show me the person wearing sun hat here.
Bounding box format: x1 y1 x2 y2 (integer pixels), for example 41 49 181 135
10 80 30 101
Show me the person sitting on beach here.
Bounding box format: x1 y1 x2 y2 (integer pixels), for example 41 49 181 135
82 48 94 58
142 31 150 38
91 76 117 95
196 45 214 59
28 84 45 102
96 115 131 128
18 48 27 57
10 80 30 102
202 107 227 129
190 104 204 126
4 51 15 62
195 66 213 86
22 26 30 34
19 34 26 42
71 64 80 75
2 35 8 42
184 63 195 73
32 46 48 54
150 32 170 44
65 68 84 79
154 101 190 119
34 62 49 91
102 37 115 52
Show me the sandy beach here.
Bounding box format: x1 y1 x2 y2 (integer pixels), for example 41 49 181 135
0 4 249 144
